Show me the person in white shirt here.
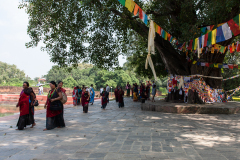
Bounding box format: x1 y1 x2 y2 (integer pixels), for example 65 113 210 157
40 85 44 95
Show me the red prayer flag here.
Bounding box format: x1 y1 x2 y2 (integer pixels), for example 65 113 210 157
237 44 240 52
139 8 143 19
205 63 209 67
230 46 233 53
228 64 233 69
204 33 208 47
233 64 238 69
227 19 240 36
188 40 193 50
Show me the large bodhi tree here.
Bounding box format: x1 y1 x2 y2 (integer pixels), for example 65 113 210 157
19 0 240 88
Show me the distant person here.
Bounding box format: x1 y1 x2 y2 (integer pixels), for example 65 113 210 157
57 81 66 123
114 86 119 103
106 84 110 102
40 85 44 95
38 86 41 95
16 82 36 130
126 82 131 96
77 86 82 105
118 87 124 108
152 84 157 102
89 84 95 105
146 81 151 100
43 81 65 131
100 88 103 94
72 87 78 106
82 87 90 113
133 83 138 102
101 87 108 110
131 84 134 99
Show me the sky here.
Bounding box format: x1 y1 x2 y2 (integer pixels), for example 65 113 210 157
0 0 126 79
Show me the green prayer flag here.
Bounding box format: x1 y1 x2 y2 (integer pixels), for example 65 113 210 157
233 14 239 26
207 31 212 46
119 0 125 6
210 63 214 67
220 46 225 53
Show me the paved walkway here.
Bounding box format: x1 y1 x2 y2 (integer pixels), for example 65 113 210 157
0 98 240 160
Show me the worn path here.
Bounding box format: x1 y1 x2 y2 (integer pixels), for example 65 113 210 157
0 98 240 160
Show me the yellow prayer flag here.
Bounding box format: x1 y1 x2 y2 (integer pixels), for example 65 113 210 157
133 4 139 16
211 47 215 53
193 61 197 64
214 63 218 68
194 38 198 50
128 0 135 13
125 0 131 10
154 22 158 33
232 43 235 51
211 29 217 45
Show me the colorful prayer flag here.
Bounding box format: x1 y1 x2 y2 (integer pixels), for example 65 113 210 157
205 63 209 67
133 4 139 16
227 19 240 36
157 26 161 35
216 25 225 43
143 12 148 25
220 46 225 53
129 0 135 12
223 64 229 68
202 35 205 48
228 64 233 69
207 31 212 46
168 33 171 41
194 38 198 50
164 32 168 40
119 0 125 6
193 61 197 64
204 33 208 47
199 36 202 48
139 8 143 19
233 64 238 69
188 40 193 50
222 23 232 40
201 27 207 35
211 29 217 45
211 47 214 53
125 0 131 10
232 43 235 51
214 63 218 68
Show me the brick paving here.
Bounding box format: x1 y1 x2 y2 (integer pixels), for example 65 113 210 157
0 98 240 160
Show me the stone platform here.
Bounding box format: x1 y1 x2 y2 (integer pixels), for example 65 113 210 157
141 100 240 114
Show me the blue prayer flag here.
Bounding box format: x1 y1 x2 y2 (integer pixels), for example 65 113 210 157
216 26 225 43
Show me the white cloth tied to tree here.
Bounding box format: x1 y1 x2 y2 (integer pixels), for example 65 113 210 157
145 20 157 80
178 76 184 89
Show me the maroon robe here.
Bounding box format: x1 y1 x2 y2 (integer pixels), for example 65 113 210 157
114 88 119 102
18 91 30 116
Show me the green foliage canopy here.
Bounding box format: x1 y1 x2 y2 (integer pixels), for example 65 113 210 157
0 61 26 86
